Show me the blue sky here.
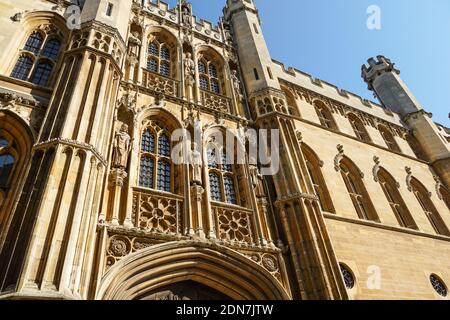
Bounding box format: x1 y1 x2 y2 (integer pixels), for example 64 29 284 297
164 0 449 126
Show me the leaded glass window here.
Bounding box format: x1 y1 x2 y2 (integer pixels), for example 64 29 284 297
24 32 43 54
208 64 218 78
340 264 355 289
0 154 14 187
139 156 154 188
160 62 170 77
148 42 158 56
42 39 61 60
11 56 33 80
161 46 170 60
209 172 222 201
211 79 220 94
430 274 448 297
12 29 62 86
147 40 173 78
224 175 237 204
199 76 209 91
198 61 206 74
198 58 221 94
147 59 158 73
339 160 377 222
157 160 171 192
139 123 173 193
30 62 53 86
141 130 155 153
158 134 170 157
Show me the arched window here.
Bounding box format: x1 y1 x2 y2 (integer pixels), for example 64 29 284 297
11 29 62 87
379 125 400 152
139 121 173 193
0 137 17 188
207 145 238 205
198 58 221 94
411 178 450 236
314 101 337 130
24 31 43 54
147 40 173 78
30 61 53 86
377 168 417 229
10 55 34 81
302 144 335 213
339 158 378 221
348 113 371 142
42 38 61 60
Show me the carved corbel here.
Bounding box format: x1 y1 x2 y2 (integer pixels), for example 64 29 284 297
405 167 413 191
334 144 345 171
373 156 381 182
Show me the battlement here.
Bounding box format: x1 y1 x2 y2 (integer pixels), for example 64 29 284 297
271 59 400 118
361 55 400 88
134 0 224 42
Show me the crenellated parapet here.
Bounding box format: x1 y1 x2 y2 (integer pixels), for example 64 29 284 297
361 55 400 90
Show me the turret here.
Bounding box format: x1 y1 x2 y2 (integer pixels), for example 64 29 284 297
223 0 280 94
363 55 450 188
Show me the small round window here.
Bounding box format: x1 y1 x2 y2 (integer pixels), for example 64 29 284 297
430 274 447 297
339 264 355 289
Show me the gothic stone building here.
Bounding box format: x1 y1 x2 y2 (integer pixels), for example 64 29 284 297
0 0 449 300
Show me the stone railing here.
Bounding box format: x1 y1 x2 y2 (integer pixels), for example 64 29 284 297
211 202 254 245
132 187 183 235
142 70 179 98
200 90 231 113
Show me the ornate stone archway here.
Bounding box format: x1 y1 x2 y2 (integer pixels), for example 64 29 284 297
96 241 291 300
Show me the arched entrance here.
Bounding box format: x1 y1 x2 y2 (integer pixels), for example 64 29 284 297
96 241 291 300
137 281 231 300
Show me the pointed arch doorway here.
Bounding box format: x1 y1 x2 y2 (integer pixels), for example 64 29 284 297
96 241 291 300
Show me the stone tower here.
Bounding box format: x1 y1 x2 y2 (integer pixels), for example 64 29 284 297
362 56 450 188
0 0 133 299
224 0 348 300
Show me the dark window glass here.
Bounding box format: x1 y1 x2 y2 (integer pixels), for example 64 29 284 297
224 175 237 204
207 148 218 168
222 153 232 172
147 59 158 73
340 264 355 289
160 62 170 77
157 160 171 192
161 46 170 60
24 32 43 54
148 42 158 56
210 79 220 94
209 172 222 201
430 274 447 297
0 154 15 187
139 156 154 188
42 39 61 60
199 76 209 91
141 130 155 153
158 134 171 157
198 61 206 74
11 56 33 80
0 139 8 148
30 61 53 86
208 64 218 78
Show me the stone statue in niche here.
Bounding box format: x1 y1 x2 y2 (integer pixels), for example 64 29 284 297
184 53 196 86
184 53 196 101
127 31 141 58
182 6 192 27
112 124 132 169
231 70 243 100
250 165 266 198
191 142 202 185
